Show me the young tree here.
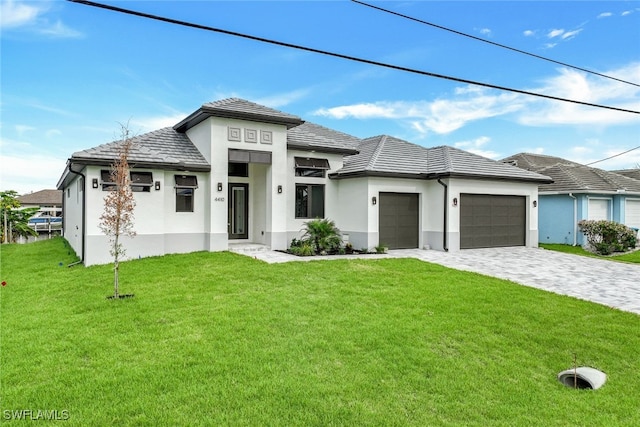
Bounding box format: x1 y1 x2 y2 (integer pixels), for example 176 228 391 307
99 125 136 298
0 191 37 243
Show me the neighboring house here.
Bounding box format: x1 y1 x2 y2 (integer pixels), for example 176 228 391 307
57 98 551 266
18 189 63 217
503 153 640 245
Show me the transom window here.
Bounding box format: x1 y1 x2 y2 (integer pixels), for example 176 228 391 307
100 170 153 192
295 184 325 219
295 157 330 178
175 175 198 212
228 162 249 177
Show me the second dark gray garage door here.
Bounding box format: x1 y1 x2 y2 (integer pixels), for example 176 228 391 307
460 194 526 249
379 192 419 249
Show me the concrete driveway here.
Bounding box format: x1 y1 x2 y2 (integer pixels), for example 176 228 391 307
393 247 640 316
241 245 640 315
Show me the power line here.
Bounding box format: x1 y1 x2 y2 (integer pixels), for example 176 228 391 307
585 145 640 166
352 0 640 88
68 0 639 115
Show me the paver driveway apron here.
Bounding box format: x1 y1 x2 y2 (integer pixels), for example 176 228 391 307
398 247 640 315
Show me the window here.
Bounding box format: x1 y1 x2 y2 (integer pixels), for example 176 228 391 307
295 184 324 218
130 172 153 192
228 162 249 177
100 170 153 192
295 157 330 178
175 175 198 212
100 170 116 191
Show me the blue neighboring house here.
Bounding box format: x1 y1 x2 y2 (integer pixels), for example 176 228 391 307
503 153 640 246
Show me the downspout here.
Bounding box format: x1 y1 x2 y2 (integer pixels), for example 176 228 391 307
568 193 577 246
66 162 86 266
437 179 449 251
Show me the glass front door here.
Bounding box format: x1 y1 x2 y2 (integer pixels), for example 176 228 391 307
228 183 249 239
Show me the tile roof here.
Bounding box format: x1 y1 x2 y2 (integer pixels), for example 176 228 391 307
18 189 62 205
287 121 360 154
70 127 210 171
174 98 304 131
503 153 640 194
333 136 552 182
611 169 640 181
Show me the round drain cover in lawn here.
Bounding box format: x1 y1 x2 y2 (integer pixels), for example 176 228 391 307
558 367 607 390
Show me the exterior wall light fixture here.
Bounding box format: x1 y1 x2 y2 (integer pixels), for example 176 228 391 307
533 200 537 208
155 181 161 191
217 182 223 192
453 197 458 206
277 185 283 194
92 178 99 189
372 196 377 205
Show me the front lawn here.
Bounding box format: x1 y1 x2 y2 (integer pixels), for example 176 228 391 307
1 238 639 425
541 243 640 264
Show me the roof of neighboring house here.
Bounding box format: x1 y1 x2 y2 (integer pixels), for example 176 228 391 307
287 121 360 154
610 168 640 181
69 127 211 171
332 135 553 182
174 98 304 132
18 189 62 206
503 153 640 194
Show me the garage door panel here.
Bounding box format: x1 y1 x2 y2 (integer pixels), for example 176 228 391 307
460 194 526 249
625 200 640 228
379 193 419 249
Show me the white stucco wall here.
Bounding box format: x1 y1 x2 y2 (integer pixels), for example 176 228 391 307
286 150 345 245
62 172 84 258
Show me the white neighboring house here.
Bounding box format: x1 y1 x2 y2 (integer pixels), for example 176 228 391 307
57 98 552 266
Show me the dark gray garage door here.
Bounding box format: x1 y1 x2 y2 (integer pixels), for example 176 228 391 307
460 194 526 249
379 193 419 249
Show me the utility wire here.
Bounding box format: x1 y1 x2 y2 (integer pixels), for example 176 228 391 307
68 0 639 115
352 0 640 88
585 145 640 166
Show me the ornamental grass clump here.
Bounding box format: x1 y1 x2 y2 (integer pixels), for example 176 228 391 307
578 219 637 255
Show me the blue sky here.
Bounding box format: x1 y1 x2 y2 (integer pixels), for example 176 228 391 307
1 0 639 195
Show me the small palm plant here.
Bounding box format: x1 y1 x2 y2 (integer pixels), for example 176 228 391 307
302 218 342 254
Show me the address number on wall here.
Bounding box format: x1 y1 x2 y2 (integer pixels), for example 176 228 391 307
214 197 225 202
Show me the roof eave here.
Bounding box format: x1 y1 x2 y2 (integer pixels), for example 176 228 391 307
69 157 211 172
174 106 304 132
288 143 359 155
425 172 554 184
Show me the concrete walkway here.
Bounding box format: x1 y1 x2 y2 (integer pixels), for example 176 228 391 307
234 246 640 315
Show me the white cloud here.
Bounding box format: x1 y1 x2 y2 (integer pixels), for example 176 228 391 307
523 30 535 37
0 0 83 38
597 12 613 19
517 63 640 127
561 29 582 40
0 151 67 194
621 10 632 16
0 0 42 28
547 29 564 38
15 124 35 136
38 20 83 38
543 43 557 49
479 28 491 36
454 136 500 159
46 129 62 138
131 113 188 133
314 103 399 120
255 89 310 108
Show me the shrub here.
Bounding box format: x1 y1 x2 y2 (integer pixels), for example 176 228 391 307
288 241 316 256
578 220 637 255
301 218 342 254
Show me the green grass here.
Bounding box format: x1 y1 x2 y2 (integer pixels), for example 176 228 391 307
1 238 639 426
541 243 640 264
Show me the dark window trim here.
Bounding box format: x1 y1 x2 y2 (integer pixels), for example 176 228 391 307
294 157 330 169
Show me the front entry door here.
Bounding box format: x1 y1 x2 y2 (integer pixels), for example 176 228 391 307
228 183 249 239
